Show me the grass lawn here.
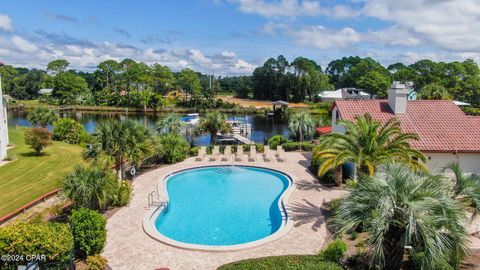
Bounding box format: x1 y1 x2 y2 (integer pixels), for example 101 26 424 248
0 127 85 217
217 255 342 270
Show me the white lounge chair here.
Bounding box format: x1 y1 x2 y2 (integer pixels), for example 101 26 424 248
234 146 245 162
209 146 220 161
221 145 232 162
277 148 287 162
263 145 273 162
195 146 207 161
276 145 283 157
248 145 257 161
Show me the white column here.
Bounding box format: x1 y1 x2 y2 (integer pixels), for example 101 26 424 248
0 75 8 160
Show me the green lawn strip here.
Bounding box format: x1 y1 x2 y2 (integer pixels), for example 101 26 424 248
0 127 85 217
217 255 342 270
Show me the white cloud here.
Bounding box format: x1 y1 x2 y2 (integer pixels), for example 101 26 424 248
0 33 257 75
228 0 321 17
0 14 14 32
11 36 38 53
227 0 357 18
291 26 361 49
362 0 480 51
366 26 421 47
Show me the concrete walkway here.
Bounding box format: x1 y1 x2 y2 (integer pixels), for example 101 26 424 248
103 152 346 270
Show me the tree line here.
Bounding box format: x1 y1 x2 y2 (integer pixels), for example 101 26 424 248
219 56 480 106
0 59 222 109
1 55 479 107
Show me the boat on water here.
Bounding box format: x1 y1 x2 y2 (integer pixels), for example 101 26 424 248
181 113 200 125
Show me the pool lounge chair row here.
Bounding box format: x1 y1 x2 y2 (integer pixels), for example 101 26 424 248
195 145 287 162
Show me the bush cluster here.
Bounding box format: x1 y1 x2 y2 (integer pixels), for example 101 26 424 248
115 180 132 207
320 239 348 262
268 135 287 150
69 208 107 258
282 141 315 151
85 254 108 270
0 223 73 265
53 118 89 144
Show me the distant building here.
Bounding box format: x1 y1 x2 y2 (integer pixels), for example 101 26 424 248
38 88 53 95
331 82 480 173
0 75 9 160
318 88 370 102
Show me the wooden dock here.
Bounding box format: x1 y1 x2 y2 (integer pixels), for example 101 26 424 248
232 133 253 144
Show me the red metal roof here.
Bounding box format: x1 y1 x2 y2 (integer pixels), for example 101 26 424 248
333 100 480 153
316 126 332 135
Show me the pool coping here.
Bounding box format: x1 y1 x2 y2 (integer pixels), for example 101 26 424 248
142 164 296 252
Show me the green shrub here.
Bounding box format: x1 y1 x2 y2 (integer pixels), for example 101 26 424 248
350 231 358 240
70 208 107 258
114 180 132 207
242 144 251 151
53 118 89 144
283 141 315 151
217 255 343 270
410 250 459 270
62 165 118 210
86 255 107 270
190 146 200 156
268 135 287 149
156 134 190 164
0 223 73 265
255 143 264 153
410 251 424 269
320 239 347 262
24 127 52 155
345 179 357 188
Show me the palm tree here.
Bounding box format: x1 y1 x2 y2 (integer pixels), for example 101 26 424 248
288 111 315 143
195 112 232 144
28 106 58 127
313 113 426 184
156 113 185 135
155 134 190 164
83 120 153 180
61 165 118 210
444 162 480 217
419 83 451 100
333 163 468 270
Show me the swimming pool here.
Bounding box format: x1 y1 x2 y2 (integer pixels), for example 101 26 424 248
143 166 293 250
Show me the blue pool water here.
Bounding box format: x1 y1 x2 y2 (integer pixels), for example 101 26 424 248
154 166 291 246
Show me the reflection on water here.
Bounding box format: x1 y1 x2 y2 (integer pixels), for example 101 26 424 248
7 110 290 146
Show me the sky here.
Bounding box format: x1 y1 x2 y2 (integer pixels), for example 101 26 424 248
0 0 480 75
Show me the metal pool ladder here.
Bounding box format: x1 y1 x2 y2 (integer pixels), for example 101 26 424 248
147 190 168 210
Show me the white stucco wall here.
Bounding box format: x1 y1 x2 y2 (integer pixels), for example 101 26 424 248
425 152 480 173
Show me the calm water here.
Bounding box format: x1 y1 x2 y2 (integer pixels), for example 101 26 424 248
7 110 289 146
155 166 290 246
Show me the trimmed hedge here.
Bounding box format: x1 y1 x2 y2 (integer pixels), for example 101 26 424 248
217 255 343 270
0 222 73 265
70 208 107 258
283 141 315 151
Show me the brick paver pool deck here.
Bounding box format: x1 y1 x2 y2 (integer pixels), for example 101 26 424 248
103 152 346 270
